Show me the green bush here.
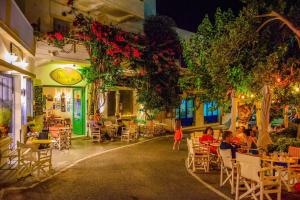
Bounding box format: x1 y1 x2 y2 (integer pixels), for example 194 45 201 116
268 127 300 153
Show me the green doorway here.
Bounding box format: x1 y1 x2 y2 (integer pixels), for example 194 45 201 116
72 88 85 135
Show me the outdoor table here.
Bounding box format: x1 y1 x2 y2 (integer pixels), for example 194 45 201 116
31 139 55 144
261 156 297 192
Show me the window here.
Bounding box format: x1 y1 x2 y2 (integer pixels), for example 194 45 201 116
204 102 219 124
53 18 70 33
176 98 194 126
107 91 116 117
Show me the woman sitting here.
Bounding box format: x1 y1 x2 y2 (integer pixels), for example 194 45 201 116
199 127 214 143
199 127 217 154
245 129 258 154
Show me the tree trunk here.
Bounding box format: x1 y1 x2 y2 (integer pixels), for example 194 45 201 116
257 85 273 150
284 105 289 128
229 90 238 134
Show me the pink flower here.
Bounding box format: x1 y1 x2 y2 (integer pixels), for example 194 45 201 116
54 32 64 41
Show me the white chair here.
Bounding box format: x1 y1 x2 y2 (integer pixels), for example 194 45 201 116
187 138 210 172
16 142 52 179
235 153 281 200
89 123 101 143
218 148 236 194
121 126 136 142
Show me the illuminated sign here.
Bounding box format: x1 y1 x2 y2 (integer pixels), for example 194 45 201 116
50 67 82 85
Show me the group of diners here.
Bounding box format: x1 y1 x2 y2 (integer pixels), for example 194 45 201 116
198 125 260 158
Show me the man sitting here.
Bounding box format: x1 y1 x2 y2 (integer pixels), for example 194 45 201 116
220 131 237 158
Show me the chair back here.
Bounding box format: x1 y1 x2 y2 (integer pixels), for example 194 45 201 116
187 138 194 155
288 146 300 158
219 149 233 169
236 153 261 182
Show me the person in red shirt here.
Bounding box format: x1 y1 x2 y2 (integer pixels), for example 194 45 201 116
173 119 183 150
200 127 217 154
200 127 214 143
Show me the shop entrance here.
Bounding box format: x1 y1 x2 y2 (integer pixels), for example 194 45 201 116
43 87 85 136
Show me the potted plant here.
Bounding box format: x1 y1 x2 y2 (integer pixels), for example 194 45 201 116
0 108 12 138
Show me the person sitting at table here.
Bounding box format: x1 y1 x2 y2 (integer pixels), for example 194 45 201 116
200 127 218 154
245 129 258 154
235 126 247 145
251 125 259 138
199 127 214 143
220 131 237 158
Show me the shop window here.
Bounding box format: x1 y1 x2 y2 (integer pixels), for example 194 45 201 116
119 90 133 115
53 18 70 33
107 91 116 117
176 98 194 126
204 102 219 124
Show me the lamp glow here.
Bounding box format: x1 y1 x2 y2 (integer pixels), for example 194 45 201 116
4 52 18 63
250 94 254 98
14 60 29 68
296 87 300 92
241 95 245 99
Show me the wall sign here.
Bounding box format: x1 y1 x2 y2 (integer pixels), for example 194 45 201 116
50 67 82 85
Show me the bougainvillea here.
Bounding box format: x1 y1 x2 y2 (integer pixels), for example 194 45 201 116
42 13 183 116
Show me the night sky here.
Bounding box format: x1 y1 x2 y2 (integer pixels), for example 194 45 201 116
156 0 244 32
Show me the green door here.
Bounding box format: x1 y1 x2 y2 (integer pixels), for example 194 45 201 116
72 88 85 135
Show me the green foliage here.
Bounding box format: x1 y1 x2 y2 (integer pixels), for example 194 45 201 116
0 108 12 126
268 127 299 152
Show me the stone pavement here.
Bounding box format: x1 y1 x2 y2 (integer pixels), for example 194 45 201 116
0 137 150 189
2 136 225 200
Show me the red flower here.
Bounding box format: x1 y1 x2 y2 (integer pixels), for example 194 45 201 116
115 35 125 42
113 59 120 65
54 32 64 41
106 48 114 56
123 52 130 59
133 48 141 59
91 22 98 34
48 33 55 40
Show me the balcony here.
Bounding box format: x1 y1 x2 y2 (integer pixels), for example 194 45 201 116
0 0 35 55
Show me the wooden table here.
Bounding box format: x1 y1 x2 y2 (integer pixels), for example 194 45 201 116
31 139 55 144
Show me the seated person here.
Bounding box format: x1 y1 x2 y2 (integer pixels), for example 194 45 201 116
94 110 103 126
199 127 214 143
245 129 258 154
235 126 247 145
199 127 217 154
251 125 259 138
220 131 237 158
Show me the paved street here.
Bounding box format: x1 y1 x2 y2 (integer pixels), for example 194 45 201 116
2 137 224 200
